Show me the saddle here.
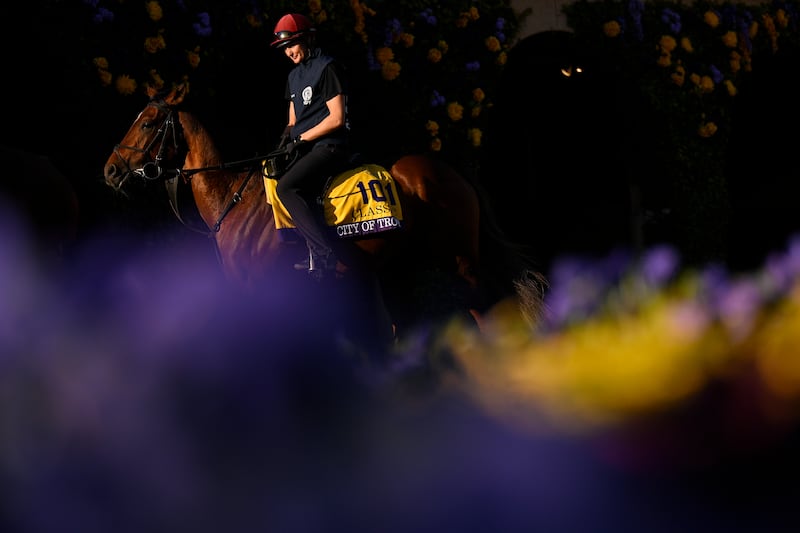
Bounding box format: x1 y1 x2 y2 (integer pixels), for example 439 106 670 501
262 158 404 243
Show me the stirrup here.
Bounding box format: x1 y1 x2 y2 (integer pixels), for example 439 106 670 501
294 251 336 272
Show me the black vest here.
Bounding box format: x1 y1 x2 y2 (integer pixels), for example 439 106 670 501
288 48 347 145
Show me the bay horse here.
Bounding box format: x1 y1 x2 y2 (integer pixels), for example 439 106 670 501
103 84 546 343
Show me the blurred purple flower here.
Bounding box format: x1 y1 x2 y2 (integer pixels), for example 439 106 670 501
193 12 212 37
366 49 380 72
465 61 480 72
430 90 446 107
786 233 800 275
419 8 437 26
710 65 723 84
384 17 403 46
639 245 680 286
717 278 763 340
92 7 114 24
737 11 754 52
762 252 794 296
544 256 609 328
661 8 681 34
627 0 645 41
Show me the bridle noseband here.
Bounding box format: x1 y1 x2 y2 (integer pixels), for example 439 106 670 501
113 99 185 183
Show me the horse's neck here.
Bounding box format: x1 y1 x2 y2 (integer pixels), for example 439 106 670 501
178 111 244 223
176 111 273 239
180 111 223 172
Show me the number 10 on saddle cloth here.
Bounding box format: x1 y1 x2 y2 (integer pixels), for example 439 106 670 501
263 163 404 242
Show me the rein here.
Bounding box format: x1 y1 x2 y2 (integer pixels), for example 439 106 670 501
164 159 263 236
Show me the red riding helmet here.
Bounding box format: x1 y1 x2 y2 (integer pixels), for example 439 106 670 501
270 13 315 48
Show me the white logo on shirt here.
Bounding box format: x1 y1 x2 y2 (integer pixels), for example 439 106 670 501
302 86 312 106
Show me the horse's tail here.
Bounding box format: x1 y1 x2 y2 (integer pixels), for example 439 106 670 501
470 168 549 329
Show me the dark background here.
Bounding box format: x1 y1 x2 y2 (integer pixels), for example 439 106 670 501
3 3 799 274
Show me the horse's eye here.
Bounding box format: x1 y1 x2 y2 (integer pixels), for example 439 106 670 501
142 121 155 130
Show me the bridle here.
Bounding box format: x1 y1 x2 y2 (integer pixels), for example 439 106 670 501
111 98 272 236
112 99 185 185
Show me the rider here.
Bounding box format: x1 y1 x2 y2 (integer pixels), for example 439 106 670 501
271 13 351 279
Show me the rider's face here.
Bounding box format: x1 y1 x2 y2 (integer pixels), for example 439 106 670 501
283 41 307 64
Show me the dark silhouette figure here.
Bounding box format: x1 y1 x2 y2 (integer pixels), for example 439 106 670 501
483 31 637 273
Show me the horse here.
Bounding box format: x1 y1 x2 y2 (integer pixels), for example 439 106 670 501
102 84 546 345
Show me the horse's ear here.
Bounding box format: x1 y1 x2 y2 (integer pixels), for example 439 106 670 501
166 83 189 106
146 84 159 99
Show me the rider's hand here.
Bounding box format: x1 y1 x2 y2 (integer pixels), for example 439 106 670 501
286 137 307 156
277 126 292 149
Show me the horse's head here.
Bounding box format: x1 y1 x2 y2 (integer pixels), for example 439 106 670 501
104 84 189 191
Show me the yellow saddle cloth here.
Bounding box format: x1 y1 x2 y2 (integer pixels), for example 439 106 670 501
263 163 404 241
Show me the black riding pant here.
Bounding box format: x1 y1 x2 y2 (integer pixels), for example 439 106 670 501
276 143 349 260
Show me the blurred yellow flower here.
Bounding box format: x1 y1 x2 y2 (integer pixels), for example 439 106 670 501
680 36 693 53
699 75 714 93
485 36 501 52
776 8 789 28
603 20 621 38
398 32 414 47
98 69 112 86
753 287 800 400
763 14 779 52
145 34 166 54
724 79 737 96
308 0 322 14
381 61 401 80
657 53 672 67
148 69 165 90
496 51 507 66
187 47 200 68
659 35 677 53
703 10 720 28
427 48 442 63
471 106 482 118
425 120 439 136
115 74 137 96
447 102 464 121
430 137 442 151
467 128 482 147
93 56 109 69
375 46 394 65
722 30 737 48
729 50 742 73
670 64 686 86
698 121 718 137
146 1 163 22
749 20 759 39
437 40 449 54
472 88 485 103
246 13 263 28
